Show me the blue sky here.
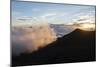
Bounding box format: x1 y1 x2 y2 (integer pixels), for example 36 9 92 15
12 1 95 25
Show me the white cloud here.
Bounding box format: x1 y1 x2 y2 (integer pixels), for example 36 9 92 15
40 13 57 18
12 25 57 56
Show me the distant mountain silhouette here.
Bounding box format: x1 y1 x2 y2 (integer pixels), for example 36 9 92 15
12 29 96 66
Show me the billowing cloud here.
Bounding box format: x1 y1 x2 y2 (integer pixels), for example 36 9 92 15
11 23 57 56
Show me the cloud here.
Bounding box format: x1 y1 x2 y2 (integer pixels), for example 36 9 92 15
40 13 57 18
39 12 68 24
72 15 95 23
12 24 56 56
16 16 32 20
12 16 39 26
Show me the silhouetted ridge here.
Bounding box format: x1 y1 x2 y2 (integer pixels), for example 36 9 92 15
63 28 95 38
40 28 95 48
12 29 96 66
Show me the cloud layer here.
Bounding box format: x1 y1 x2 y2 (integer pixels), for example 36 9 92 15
11 23 56 56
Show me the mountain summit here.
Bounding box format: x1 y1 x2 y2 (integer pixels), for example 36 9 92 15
12 29 96 66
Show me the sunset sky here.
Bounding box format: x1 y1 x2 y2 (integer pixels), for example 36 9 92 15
12 1 95 25
11 1 96 55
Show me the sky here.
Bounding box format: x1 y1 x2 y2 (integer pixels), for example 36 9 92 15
11 1 96 55
11 1 96 25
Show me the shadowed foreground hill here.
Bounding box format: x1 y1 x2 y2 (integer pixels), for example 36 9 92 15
12 29 96 66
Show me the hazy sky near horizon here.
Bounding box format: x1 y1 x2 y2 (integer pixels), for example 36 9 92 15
12 1 95 25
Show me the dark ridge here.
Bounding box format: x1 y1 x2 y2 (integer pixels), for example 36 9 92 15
12 29 96 66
